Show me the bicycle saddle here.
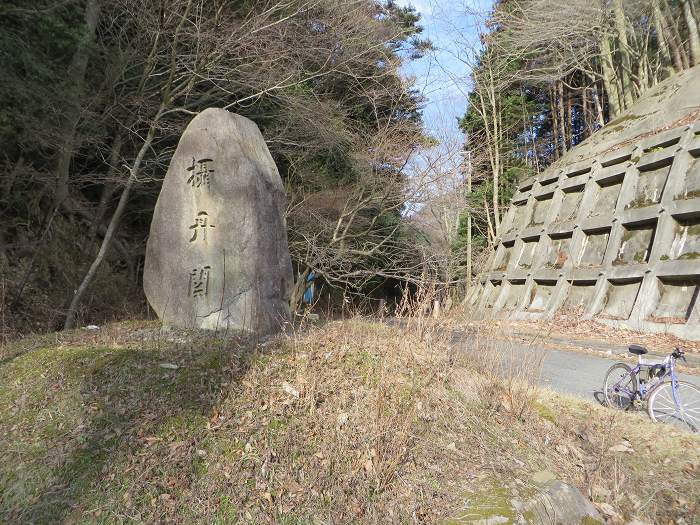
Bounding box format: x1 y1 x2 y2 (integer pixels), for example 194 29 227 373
628 344 648 355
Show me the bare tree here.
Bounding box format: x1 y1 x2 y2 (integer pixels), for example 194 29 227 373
63 0 426 328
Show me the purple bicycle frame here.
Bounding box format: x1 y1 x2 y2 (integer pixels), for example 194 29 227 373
613 352 680 407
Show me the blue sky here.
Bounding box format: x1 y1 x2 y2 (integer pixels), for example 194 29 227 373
396 0 492 144
389 1 493 214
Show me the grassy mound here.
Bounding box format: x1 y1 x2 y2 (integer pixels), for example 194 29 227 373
0 319 697 524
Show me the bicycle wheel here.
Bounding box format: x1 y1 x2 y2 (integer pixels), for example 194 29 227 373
603 363 637 410
647 381 700 433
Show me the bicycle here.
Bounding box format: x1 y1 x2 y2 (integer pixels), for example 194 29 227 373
603 345 700 432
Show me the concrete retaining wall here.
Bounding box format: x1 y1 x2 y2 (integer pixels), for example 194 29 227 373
470 66 700 340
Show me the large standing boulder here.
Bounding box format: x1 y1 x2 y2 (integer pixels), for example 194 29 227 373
144 108 293 334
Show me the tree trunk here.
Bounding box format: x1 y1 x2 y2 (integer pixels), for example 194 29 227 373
557 81 567 156
652 0 675 77
613 0 634 110
466 152 472 284
593 82 605 128
289 266 311 313
476 71 500 234
88 133 123 243
681 0 700 66
487 68 501 234
565 86 573 147
667 4 691 69
64 0 194 329
663 10 685 72
54 0 101 210
64 121 157 330
550 85 560 160
483 194 495 246
582 87 591 138
600 34 621 118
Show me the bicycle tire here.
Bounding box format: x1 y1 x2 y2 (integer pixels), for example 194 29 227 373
603 362 637 410
647 380 700 433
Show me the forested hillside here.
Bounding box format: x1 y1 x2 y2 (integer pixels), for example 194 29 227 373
0 0 432 337
460 0 700 248
3 0 700 338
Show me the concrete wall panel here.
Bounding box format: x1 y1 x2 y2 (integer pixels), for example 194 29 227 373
563 281 597 309
600 280 642 320
579 230 610 266
625 162 671 209
588 181 623 218
470 66 700 339
613 224 656 265
651 278 699 321
527 281 557 312
668 217 700 261
678 155 700 200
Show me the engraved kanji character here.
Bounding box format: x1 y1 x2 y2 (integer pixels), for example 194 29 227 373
189 211 215 242
186 157 214 188
188 265 211 297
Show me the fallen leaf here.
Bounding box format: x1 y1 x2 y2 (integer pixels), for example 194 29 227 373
282 382 300 398
596 502 620 519
336 412 349 429
608 443 634 453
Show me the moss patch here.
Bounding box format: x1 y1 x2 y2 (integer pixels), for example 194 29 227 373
625 195 657 209
445 484 517 524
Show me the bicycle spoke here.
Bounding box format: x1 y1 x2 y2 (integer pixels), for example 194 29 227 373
650 381 700 432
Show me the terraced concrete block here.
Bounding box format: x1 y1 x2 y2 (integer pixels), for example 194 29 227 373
564 281 596 309
614 225 655 265
677 154 700 199
517 240 539 269
545 236 572 269
556 190 584 222
503 281 526 310
588 181 622 218
494 244 515 271
527 281 557 311
625 162 671 209
651 279 699 321
579 231 610 266
473 66 700 339
507 203 530 234
668 218 700 261
485 282 503 308
601 280 642 320
531 197 552 226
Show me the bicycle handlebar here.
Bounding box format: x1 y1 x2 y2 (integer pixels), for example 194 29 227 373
672 347 686 362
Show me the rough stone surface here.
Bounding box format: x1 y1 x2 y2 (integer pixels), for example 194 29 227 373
452 478 602 524
523 480 603 524
531 470 556 485
470 65 700 340
144 108 293 334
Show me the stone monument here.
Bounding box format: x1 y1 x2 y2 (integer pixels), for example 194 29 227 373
144 108 293 334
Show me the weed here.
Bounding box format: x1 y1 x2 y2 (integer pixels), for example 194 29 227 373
0 317 697 524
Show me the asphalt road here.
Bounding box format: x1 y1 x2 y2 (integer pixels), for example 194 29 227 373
520 343 698 403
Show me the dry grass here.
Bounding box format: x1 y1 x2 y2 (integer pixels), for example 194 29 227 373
488 310 700 355
0 316 698 524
